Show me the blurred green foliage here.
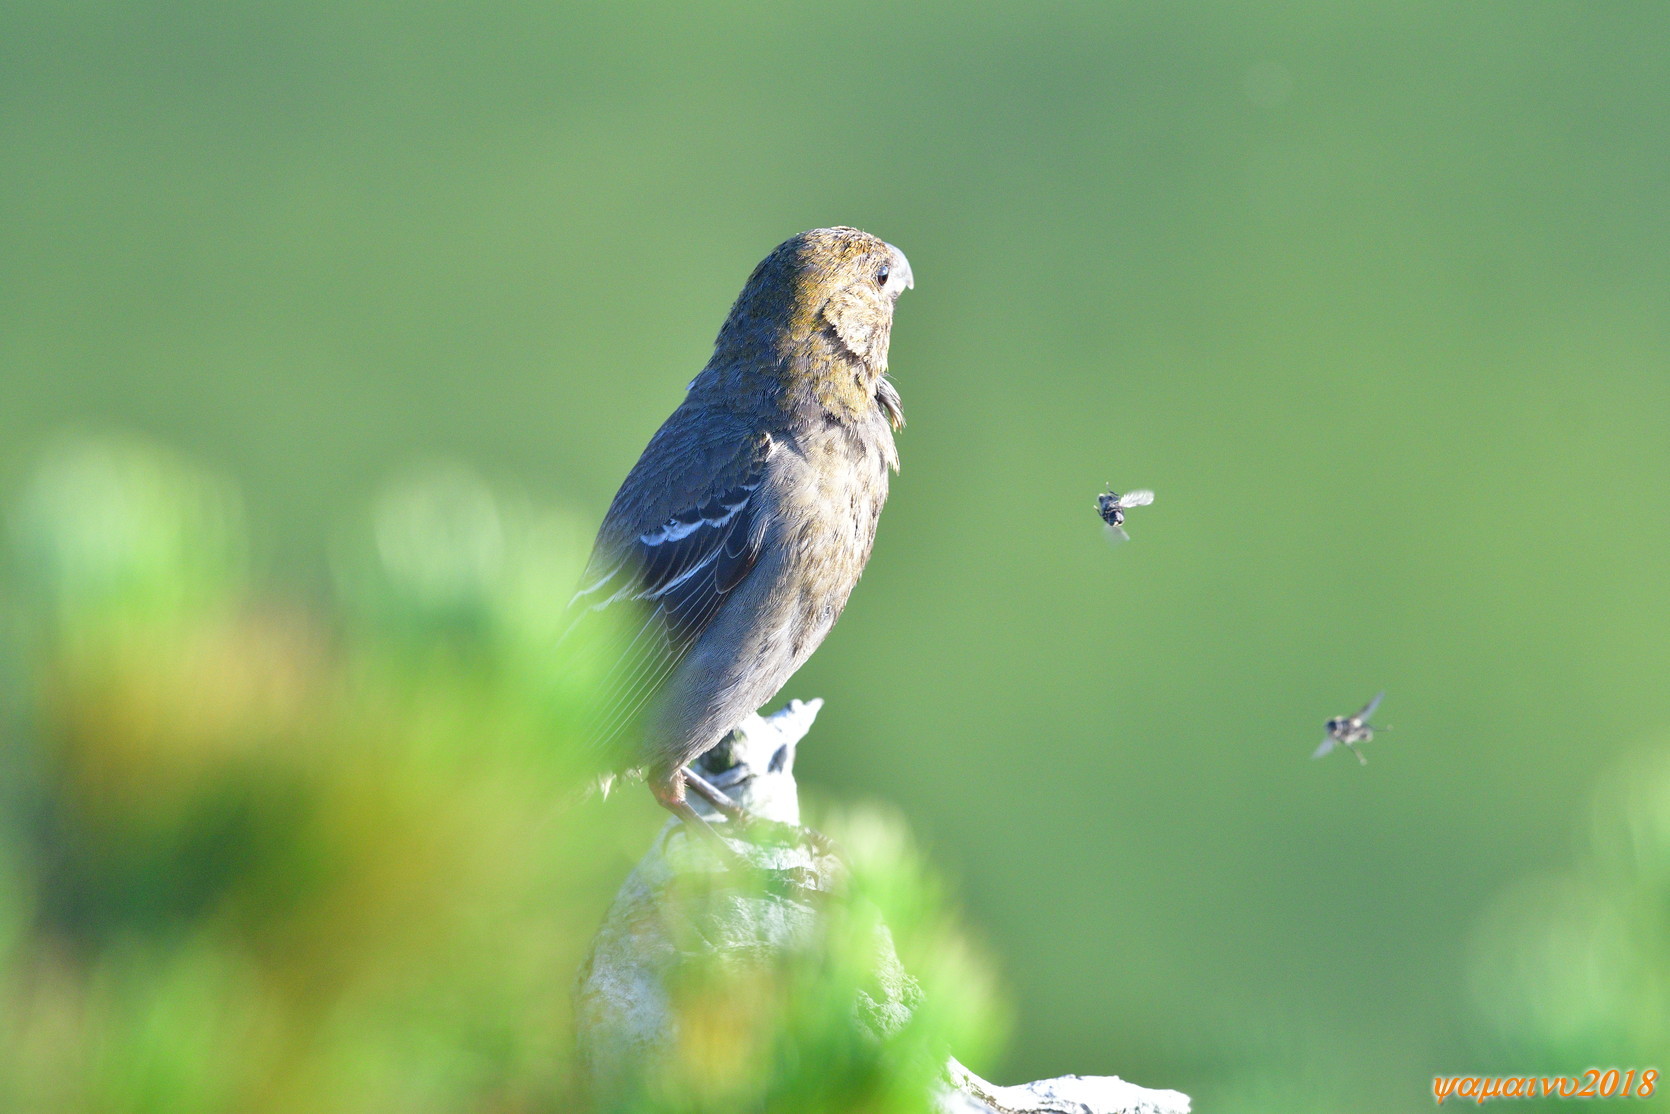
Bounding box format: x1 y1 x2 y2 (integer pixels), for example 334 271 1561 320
592 808 1001 1114
1467 747 1670 1089
0 440 997 1113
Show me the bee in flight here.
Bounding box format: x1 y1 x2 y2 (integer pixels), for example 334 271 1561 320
1313 692 1386 766
1096 487 1154 544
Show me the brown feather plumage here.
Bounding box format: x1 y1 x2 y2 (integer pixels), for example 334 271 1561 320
564 227 913 824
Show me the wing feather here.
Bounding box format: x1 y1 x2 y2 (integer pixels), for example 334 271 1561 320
563 439 772 758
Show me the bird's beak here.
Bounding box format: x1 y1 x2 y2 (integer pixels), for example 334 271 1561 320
885 243 914 291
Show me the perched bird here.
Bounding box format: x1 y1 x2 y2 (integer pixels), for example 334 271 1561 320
565 227 913 836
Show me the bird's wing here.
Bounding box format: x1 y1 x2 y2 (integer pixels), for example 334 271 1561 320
1312 737 1336 759
564 433 773 755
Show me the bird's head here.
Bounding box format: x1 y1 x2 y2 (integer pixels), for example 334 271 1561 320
712 227 913 428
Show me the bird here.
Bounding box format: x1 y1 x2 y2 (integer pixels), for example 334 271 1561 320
563 227 913 840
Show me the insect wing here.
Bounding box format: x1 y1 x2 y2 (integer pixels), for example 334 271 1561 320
1356 691 1385 722
1312 737 1336 759
1103 522 1131 545
1117 489 1155 509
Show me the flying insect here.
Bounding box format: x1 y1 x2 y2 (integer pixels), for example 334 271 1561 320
1096 487 1154 544
1313 692 1387 766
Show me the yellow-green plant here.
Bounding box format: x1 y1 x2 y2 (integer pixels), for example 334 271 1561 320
0 438 1001 1114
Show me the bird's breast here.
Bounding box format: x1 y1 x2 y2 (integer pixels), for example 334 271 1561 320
769 421 893 658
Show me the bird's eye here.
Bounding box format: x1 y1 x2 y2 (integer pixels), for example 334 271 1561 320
876 263 890 285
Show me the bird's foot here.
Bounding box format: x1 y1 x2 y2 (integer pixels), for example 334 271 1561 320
649 777 747 867
682 766 832 858
682 766 751 823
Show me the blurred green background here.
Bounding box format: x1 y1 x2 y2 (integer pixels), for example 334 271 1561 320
2 1 1668 1110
